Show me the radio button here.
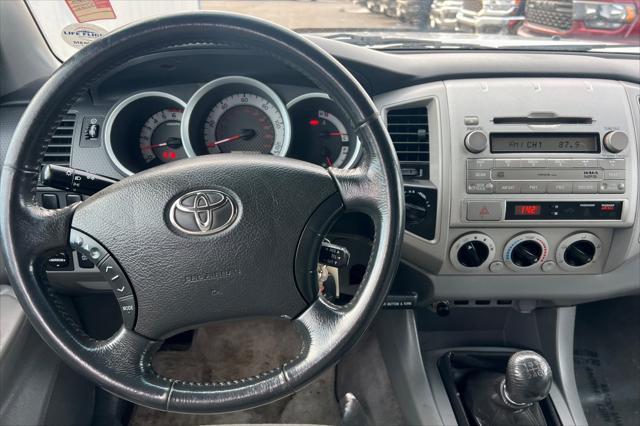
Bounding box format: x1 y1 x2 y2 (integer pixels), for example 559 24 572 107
521 158 547 168
467 170 491 180
467 181 494 194
603 131 628 153
599 180 625 194
548 159 572 168
547 182 572 193
604 170 625 180
467 159 493 170
467 201 503 221
565 159 598 168
599 158 625 170
573 182 598 194
495 182 520 194
494 159 521 168
464 116 480 126
521 182 546 193
464 130 488 153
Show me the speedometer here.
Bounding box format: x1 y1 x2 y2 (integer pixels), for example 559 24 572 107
182 76 291 158
203 93 287 156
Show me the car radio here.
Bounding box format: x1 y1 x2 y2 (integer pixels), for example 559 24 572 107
459 130 632 224
464 131 629 197
445 78 637 228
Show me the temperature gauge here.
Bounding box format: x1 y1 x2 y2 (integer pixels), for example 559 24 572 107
288 95 359 168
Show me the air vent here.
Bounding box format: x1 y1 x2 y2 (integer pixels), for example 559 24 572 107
386 106 429 179
42 114 76 166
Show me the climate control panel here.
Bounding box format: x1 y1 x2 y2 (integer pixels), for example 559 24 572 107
449 230 607 274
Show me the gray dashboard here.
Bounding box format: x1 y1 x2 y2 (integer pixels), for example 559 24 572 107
1 42 639 306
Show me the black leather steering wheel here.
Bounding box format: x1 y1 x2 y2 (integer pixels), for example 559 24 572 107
0 13 404 413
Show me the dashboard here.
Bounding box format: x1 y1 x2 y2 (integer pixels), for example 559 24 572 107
1 40 639 309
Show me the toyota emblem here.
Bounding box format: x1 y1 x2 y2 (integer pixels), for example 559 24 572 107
169 190 237 235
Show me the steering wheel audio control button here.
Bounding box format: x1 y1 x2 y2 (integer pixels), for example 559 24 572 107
98 256 134 299
116 296 136 329
69 229 108 264
70 229 136 327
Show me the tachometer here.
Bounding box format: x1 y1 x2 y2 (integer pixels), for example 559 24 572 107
139 108 186 163
105 92 189 176
203 93 287 155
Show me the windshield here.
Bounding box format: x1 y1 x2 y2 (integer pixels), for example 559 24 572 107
27 0 640 60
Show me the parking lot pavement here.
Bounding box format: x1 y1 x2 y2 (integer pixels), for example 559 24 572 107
200 0 412 31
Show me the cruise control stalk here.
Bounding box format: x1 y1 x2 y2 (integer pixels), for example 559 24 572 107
41 164 117 196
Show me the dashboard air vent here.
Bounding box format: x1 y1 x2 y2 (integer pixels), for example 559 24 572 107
386 106 429 179
43 114 76 166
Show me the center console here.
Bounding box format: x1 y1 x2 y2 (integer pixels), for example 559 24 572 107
377 78 639 293
446 79 637 276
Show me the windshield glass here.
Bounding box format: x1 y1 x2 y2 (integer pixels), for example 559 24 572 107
27 0 640 60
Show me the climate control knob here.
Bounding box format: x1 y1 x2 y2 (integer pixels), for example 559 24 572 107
504 233 549 271
556 233 602 270
450 233 496 270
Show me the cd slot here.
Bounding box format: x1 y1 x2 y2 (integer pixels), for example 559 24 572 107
493 117 593 125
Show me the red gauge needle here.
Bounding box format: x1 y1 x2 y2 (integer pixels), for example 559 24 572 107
320 131 344 138
207 129 256 147
149 142 168 148
207 134 243 147
149 137 182 149
325 156 334 167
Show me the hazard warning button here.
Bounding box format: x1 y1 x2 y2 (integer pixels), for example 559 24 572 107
467 201 503 221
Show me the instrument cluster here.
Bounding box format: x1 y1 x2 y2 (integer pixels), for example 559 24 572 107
105 77 361 176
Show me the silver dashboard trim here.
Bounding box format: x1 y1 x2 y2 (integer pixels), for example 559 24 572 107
376 93 444 246
104 91 188 177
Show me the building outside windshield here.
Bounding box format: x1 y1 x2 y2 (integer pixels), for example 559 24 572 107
26 0 640 61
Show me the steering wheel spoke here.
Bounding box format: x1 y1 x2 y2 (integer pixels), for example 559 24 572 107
79 328 172 408
329 141 390 222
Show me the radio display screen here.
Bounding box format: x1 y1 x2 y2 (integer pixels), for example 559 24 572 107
490 133 600 153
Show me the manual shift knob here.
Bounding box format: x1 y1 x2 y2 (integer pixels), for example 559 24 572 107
503 350 552 405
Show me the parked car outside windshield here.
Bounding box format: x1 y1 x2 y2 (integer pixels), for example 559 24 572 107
26 0 640 61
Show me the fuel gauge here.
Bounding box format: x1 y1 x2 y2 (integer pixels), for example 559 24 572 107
288 95 360 168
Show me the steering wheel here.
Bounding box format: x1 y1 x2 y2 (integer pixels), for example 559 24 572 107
0 13 404 413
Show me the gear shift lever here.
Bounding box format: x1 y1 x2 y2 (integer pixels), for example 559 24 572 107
463 350 553 425
502 351 553 406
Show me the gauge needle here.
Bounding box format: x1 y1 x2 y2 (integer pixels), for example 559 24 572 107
207 129 256 147
150 137 182 149
321 131 344 138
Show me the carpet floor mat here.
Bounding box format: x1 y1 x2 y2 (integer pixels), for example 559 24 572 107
574 296 640 426
128 319 340 426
